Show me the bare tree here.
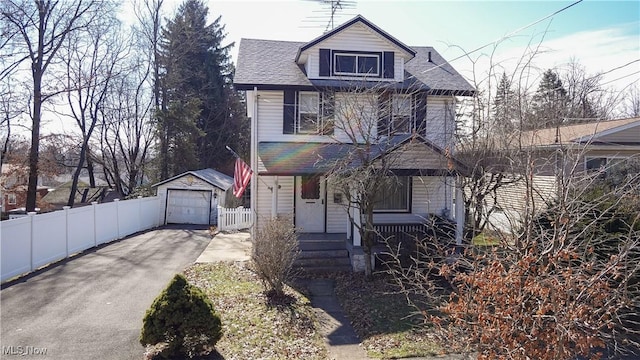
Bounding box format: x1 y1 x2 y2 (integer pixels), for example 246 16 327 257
97 52 155 196
0 0 111 211
60 9 122 206
620 84 640 118
320 79 461 277
382 41 640 359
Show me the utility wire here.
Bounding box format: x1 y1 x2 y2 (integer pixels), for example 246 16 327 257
423 0 584 73
600 70 640 86
584 59 640 82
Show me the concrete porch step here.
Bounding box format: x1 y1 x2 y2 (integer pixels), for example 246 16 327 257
297 249 349 259
295 257 351 267
296 265 353 273
298 240 347 251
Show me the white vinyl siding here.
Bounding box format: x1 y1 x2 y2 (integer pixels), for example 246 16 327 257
277 176 294 217
254 175 295 231
326 183 348 233
303 22 407 82
257 91 332 143
426 96 456 149
412 176 450 215
488 175 557 231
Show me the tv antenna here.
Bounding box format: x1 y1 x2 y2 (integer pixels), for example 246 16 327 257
302 0 357 32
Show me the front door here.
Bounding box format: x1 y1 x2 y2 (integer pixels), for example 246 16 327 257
295 175 325 232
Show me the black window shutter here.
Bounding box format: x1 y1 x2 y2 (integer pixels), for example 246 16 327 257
414 92 427 135
319 49 331 77
383 51 394 79
377 91 391 136
283 90 296 134
321 92 335 135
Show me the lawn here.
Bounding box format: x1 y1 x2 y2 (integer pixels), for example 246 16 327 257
183 262 327 360
181 262 447 360
330 272 444 359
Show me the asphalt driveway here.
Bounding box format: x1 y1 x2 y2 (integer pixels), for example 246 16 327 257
0 225 212 360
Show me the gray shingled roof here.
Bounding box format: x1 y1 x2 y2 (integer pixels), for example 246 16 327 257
234 39 474 95
258 136 468 176
258 142 352 175
152 168 233 190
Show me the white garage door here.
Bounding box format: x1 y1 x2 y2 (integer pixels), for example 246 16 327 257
166 190 212 225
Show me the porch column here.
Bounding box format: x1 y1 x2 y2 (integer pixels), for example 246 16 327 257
352 196 362 247
271 175 278 219
455 176 465 245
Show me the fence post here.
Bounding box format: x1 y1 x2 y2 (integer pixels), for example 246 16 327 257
138 196 143 232
114 199 121 240
63 206 70 257
28 212 36 273
92 202 98 246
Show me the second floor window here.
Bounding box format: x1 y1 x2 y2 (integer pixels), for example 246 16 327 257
391 95 412 134
334 52 380 77
378 93 413 136
297 92 334 135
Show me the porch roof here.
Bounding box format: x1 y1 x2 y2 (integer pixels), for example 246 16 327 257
258 136 466 176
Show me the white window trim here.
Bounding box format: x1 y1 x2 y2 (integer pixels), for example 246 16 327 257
8 193 16 205
296 92 334 135
333 53 381 77
297 92 319 134
391 94 412 135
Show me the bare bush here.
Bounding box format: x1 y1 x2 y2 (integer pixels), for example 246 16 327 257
384 158 640 359
252 217 300 297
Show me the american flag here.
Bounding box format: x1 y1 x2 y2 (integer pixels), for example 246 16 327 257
233 158 252 198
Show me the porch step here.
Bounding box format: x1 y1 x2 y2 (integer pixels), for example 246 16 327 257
298 240 346 251
295 256 351 267
297 249 349 259
295 234 351 272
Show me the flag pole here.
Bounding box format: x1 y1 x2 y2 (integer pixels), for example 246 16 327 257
225 145 241 160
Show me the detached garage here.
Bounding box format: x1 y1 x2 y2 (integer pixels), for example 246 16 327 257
153 169 233 225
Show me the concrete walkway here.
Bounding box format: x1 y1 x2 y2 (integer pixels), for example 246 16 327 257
297 278 370 360
195 230 251 263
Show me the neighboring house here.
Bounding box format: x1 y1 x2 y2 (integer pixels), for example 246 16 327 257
490 116 640 230
1 164 50 213
153 168 234 226
234 15 474 271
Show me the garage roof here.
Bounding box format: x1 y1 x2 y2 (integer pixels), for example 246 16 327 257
152 168 233 190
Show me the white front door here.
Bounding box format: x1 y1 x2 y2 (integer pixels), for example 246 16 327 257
295 175 325 232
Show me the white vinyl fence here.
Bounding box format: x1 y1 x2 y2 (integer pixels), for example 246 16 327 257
217 206 252 231
1 196 162 283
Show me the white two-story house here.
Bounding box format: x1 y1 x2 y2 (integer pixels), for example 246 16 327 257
234 15 474 271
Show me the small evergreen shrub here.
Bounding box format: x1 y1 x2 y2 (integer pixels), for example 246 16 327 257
140 274 222 359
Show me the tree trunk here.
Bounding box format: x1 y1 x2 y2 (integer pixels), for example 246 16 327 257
25 83 41 212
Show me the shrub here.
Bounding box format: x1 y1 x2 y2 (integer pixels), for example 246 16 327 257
140 274 223 359
252 217 299 297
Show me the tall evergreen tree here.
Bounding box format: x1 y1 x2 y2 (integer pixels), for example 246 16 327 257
157 0 246 178
492 72 518 132
528 69 568 129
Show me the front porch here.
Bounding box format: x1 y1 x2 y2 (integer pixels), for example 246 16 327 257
296 216 458 272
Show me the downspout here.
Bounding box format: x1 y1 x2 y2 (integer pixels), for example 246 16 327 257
455 175 465 246
251 87 258 235
271 176 278 218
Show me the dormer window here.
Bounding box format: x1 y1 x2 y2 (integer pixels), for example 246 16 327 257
333 51 381 77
